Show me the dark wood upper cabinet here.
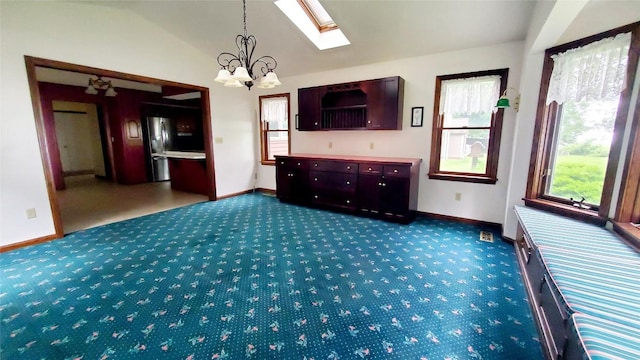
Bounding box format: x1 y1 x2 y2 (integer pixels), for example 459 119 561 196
297 76 404 131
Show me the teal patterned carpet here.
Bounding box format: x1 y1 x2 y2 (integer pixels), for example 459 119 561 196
1 193 542 359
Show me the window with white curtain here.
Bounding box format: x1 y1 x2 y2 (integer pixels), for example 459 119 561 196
259 94 290 164
540 32 631 208
525 22 640 225
429 69 508 183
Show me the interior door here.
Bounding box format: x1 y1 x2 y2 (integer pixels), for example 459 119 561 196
53 111 97 173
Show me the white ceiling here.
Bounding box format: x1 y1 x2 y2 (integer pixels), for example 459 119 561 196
87 0 538 78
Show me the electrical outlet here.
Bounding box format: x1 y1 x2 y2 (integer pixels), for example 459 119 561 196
215 137 224 144
369 142 374 150
455 193 461 201
26 208 37 219
328 141 333 149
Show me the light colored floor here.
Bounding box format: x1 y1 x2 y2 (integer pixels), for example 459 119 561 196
57 175 208 234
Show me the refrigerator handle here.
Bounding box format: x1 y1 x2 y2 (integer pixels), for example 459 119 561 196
161 121 168 151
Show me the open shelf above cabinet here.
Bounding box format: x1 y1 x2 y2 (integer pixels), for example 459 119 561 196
297 76 404 131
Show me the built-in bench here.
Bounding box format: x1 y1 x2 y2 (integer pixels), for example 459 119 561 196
514 206 640 360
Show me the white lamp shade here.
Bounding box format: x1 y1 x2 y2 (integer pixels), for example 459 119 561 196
224 79 243 88
256 78 275 89
105 87 117 97
232 66 252 82
85 85 98 95
264 71 281 86
214 69 231 83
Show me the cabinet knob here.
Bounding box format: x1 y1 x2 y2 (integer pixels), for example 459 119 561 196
393 169 398 173
378 182 383 186
297 162 301 166
314 163 318 167
368 167 372 171
368 121 371 124
314 122 318 126
314 178 318 181
346 166 351 170
280 161 284 165
314 195 318 199
346 181 350 185
346 200 350 204
382 183 386 187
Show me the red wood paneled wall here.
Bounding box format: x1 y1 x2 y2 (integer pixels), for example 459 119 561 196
37 82 160 189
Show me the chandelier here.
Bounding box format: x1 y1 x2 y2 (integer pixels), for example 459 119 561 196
214 0 281 90
85 76 117 97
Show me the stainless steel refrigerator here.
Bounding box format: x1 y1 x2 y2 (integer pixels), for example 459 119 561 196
145 117 173 182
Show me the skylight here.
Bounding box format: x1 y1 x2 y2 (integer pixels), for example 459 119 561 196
275 0 350 50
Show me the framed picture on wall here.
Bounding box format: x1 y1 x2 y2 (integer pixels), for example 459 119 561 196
411 107 423 127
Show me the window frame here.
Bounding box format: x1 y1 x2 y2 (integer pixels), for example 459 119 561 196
259 93 291 166
613 68 640 247
525 22 640 225
428 68 508 184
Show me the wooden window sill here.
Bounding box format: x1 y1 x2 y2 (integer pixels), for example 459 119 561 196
523 198 607 226
261 160 276 166
612 221 640 251
428 172 497 184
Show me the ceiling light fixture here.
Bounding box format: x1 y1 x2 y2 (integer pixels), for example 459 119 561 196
85 76 117 97
214 0 280 90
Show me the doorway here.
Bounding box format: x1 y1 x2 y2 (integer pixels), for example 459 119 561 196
25 56 217 238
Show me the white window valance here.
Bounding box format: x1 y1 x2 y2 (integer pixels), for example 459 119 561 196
546 32 631 105
261 96 288 128
439 75 501 115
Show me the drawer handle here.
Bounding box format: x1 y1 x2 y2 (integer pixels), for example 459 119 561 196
382 183 386 187
297 162 301 166
314 195 318 199
393 169 398 173
378 182 383 186
314 163 318 167
314 178 318 181
314 122 318 125
346 166 351 170
368 167 372 171
346 200 350 204
346 181 350 185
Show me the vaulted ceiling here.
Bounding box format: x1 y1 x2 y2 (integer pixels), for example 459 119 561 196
91 0 537 78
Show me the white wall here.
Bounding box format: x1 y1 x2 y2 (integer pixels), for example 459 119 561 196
0 1 256 246
256 41 525 225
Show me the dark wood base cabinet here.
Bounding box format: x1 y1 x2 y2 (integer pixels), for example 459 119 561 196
276 154 421 223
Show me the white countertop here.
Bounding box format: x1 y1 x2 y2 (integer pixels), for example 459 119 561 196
153 151 206 160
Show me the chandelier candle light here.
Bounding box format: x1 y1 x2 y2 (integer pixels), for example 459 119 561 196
214 0 281 90
85 76 117 97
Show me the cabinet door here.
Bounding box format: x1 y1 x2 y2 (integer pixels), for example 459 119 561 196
276 158 308 202
358 174 383 215
381 176 410 218
298 87 322 131
363 77 403 130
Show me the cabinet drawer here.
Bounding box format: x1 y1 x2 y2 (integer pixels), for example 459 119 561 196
311 191 357 210
310 160 357 173
277 157 308 169
383 165 410 178
359 163 383 175
309 171 357 192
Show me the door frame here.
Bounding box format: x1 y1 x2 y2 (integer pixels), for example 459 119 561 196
24 56 217 239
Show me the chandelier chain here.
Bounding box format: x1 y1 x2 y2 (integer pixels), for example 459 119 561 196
243 0 247 38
